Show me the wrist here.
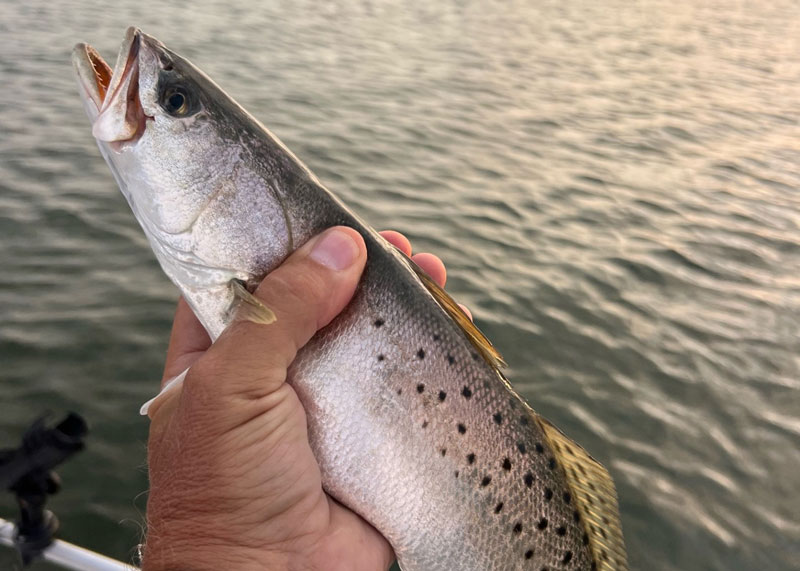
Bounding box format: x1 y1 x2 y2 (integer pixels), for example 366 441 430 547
142 531 288 571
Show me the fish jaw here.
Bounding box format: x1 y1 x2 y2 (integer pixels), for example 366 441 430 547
71 42 112 120
72 27 149 145
93 28 147 143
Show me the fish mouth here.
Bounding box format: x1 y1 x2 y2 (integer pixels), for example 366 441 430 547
72 27 148 145
72 43 112 109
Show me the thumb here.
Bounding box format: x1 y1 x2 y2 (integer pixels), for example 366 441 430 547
187 226 367 405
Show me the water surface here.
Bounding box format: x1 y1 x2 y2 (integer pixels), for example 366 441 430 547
1 1 799 569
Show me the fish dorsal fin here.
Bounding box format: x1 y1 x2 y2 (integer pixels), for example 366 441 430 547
408 258 506 369
536 416 629 571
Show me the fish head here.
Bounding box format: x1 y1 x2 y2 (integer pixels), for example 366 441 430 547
73 27 232 235
73 28 294 337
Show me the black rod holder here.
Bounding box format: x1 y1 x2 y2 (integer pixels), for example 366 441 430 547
0 412 88 566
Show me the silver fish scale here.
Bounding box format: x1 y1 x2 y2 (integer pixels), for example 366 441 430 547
290 236 593 571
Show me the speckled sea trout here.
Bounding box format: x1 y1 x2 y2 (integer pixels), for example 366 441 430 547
72 27 627 571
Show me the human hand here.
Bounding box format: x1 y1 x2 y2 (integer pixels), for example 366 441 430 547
142 228 456 571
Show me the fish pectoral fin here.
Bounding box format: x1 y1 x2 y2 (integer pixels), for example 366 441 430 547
140 367 189 417
536 415 629 571
408 258 506 369
228 279 277 325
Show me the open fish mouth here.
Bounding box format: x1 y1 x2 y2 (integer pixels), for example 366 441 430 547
72 27 147 144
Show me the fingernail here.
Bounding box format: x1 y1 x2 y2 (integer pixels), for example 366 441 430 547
310 228 359 271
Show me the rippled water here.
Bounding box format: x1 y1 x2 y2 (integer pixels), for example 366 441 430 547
1 0 799 569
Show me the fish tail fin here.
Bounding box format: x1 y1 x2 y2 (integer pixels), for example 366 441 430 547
535 415 629 571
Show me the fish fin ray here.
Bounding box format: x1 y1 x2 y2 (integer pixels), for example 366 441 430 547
535 415 629 571
408 259 506 369
228 279 277 325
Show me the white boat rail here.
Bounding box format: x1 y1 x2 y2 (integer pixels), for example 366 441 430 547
0 517 137 571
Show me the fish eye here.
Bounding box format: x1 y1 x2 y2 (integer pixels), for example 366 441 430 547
161 86 192 117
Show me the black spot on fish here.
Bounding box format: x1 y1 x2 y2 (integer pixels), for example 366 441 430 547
562 551 573 564
524 473 534 488
462 386 473 399
440 448 447 456
438 390 447 402
422 420 428 428
417 348 425 359
472 352 479 360
513 522 522 534
548 458 556 470
591 563 597 571
377 354 385 361
556 526 566 536
583 532 589 545
417 383 425 393
458 423 467 434
467 453 475 464
544 488 553 501
502 458 512 471
520 416 529 426
493 413 503 425
494 502 504 513
481 475 492 487
537 518 548 530
517 442 527 453
525 550 533 559
433 333 440 341
563 492 572 504
374 318 384 327
535 443 544 454
541 567 549 571
454 470 459 478
573 510 581 523
447 354 455 365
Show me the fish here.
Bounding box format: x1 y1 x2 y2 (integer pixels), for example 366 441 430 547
72 27 628 571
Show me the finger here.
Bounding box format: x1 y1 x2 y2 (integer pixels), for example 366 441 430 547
379 230 412 256
411 252 446 288
192 226 367 401
162 298 211 385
